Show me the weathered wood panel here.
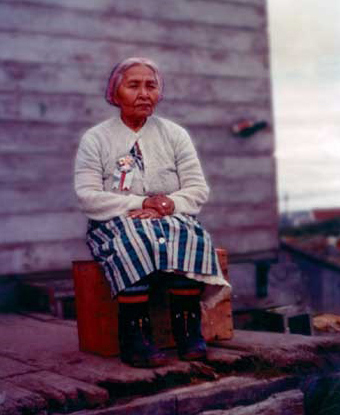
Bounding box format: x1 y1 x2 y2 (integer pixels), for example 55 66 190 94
0 0 278 275
208 179 276 206
0 183 77 214
203 204 278 228
0 229 277 275
0 154 74 183
0 152 274 191
212 226 278 255
0 178 276 215
0 33 269 78
4 0 265 29
192 128 274 156
0 91 271 127
0 239 91 275
0 212 86 245
205 155 275 180
0 204 278 247
0 62 271 104
0 121 87 154
0 3 266 52
0 121 273 156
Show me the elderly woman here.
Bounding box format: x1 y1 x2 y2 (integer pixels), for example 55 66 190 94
74 57 229 368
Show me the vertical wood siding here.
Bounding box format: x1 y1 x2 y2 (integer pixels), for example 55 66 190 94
0 0 278 275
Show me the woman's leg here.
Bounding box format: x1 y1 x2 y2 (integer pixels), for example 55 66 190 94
168 275 207 360
117 279 168 367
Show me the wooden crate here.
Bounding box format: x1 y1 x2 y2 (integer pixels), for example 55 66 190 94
72 248 233 357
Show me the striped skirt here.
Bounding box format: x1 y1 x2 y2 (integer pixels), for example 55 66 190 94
86 213 227 297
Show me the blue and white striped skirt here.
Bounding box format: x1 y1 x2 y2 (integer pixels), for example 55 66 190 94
86 213 226 297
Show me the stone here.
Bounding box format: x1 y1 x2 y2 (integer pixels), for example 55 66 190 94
199 389 304 414
0 380 47 415
0 356 36 379
10 370 109 411
173 376 298 415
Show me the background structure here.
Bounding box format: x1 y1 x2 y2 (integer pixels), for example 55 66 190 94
0 0 278 278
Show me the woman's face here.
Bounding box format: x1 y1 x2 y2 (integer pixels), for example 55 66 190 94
114 64 160 121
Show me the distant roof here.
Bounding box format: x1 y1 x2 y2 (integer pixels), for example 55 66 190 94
313 208 340 222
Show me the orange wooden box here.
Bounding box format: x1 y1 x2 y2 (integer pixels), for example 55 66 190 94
72 248 233 357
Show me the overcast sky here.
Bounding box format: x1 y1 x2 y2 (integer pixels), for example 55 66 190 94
268 0 340 81
268 0 340 212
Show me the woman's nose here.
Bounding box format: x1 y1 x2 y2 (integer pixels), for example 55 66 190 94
138 85 149 97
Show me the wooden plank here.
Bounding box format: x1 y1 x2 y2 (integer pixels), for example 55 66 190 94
0 226 278 275
0 356 36 379
204 155 275 180
218 389 304 415
0 314 79 359
0 212 86 245
0 3 266 52
0 227 278 275
0 33 269 78
10 371 109 411
0 239 90 275
203 204 278 229
0 91 18 118
223 0 265 5
0 156 276 211
158 101 272 128
0 184 77 214
0 380 47 415
207 178 276 206
0 220 278 276
211 226 279 255
0 153 74 183
0 120 88 154
0 60 106 96
0 91 272 126
3 0 265 29
193 128 274 157
0 61 271 104
0 121 274 158
164 76 271 105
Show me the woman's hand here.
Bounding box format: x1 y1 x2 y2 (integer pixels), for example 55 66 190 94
143 195 175 216
128 208 162 219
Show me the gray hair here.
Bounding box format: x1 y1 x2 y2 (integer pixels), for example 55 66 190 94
105 57 163 106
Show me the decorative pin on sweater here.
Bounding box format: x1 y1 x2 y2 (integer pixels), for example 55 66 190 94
112 154 136 191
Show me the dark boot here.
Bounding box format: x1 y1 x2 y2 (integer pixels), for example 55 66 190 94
169 287 207 361
118 292 168 368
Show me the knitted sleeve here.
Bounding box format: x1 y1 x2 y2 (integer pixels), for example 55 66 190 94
74 132 145 220
168 127 209 215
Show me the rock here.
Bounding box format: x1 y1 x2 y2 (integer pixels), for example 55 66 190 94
0 380 47 415
199 389 304 414
9 370 109 412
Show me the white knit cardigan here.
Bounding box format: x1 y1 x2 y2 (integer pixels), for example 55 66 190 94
74 114 210 221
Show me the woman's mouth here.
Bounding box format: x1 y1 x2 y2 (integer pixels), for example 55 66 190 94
136 103 152 110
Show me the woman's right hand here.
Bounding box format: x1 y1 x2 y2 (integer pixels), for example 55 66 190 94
143 195 175 216
128 208 162 219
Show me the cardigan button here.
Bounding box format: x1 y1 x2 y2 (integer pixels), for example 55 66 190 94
158 237 166 244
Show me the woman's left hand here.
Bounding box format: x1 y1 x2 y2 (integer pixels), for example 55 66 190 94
143 195 175 216
128 208 162 219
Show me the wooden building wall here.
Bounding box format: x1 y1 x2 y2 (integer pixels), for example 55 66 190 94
0 0 278 276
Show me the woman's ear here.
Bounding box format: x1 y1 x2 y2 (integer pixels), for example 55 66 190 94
112 90 120 107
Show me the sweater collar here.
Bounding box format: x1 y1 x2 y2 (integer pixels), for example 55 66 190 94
117 114 152 137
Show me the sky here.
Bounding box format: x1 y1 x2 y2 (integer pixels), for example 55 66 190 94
267 0 340 213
